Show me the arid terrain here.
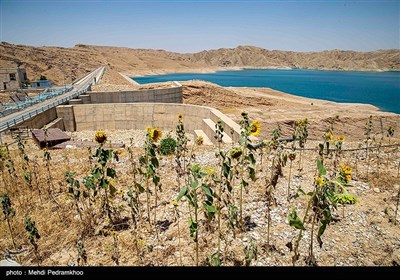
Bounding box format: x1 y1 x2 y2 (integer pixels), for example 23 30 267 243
0 66 399 267
1 42 399 85
0 47 400 266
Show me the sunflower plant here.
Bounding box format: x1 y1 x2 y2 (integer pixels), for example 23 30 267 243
16 135 33 192
0 144 17 194
213 119 235 261
243 236 258 266
176 164 216 266
334 164 357 217
292 118 308 171
386 125 395 167
264 126 288 251
175 114 189 183
287 158 356 266
137 126 162 229
25 216 41 263
364 116 373 180
84 130 119 225
238 112 258 228
76 236 88 266
1 193 17 250
334 135 345 168
65 170 86 224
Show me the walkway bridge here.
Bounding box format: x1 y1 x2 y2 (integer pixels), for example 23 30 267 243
0 66 105 133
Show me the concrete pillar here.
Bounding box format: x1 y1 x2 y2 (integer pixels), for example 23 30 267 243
56 105 76 131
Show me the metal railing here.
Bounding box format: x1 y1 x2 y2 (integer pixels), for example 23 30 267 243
0 86 74 117
0 66 105 133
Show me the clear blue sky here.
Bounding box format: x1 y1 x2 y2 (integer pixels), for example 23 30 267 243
1 0 399 53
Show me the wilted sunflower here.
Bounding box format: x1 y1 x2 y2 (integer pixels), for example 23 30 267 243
178 113 183 121
315 177 324 187
337 135 345 142
230 148 243 159
195 136 204 145
249 120 261 136
289 152 296 161
388 126 394 137
95 130 107 144
151 127 162 142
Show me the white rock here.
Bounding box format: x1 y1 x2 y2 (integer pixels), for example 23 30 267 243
373 188 380 193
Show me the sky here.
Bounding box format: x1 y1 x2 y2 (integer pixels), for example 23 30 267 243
0 0 399 53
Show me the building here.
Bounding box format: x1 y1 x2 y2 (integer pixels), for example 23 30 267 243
0 67 28 90
30 79 52 89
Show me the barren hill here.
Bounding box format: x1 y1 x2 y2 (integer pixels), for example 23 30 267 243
0 42 399 85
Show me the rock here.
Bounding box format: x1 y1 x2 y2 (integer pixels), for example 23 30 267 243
373 188 380 193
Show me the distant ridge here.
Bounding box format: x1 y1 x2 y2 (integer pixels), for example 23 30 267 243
1 41 399 85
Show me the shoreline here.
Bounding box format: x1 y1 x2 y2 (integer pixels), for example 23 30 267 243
127 66 400 78
126 70 399 116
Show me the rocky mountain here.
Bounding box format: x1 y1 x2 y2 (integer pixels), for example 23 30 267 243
0 42 398 85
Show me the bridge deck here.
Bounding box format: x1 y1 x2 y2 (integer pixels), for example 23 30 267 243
0 66 105 133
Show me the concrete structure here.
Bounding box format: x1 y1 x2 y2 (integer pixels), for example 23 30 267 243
0 66 105 133
31 79 52 89
0 67 28 90
56 103 257 144
69 82 182 104
32 128 71 148
119 72 140 85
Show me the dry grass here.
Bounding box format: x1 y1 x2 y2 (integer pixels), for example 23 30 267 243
0 126 399 266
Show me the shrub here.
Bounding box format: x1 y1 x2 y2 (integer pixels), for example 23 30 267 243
159 134 177 155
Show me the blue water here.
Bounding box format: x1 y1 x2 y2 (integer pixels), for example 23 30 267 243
133 69 400 114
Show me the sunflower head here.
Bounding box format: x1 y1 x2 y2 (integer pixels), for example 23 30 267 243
289 152 296 161
151 127 162 142
195 136 204 146
230 148 243 159
146 126 152 133
201 166 216 176
95 130 107 145
345 174 352 183
315 177 324 187
338 135 345 142
249 120 261 136
340 164 352 175
178 113 183 121
171 200 179 207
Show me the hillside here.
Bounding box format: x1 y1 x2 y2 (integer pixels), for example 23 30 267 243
0 42 399 85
